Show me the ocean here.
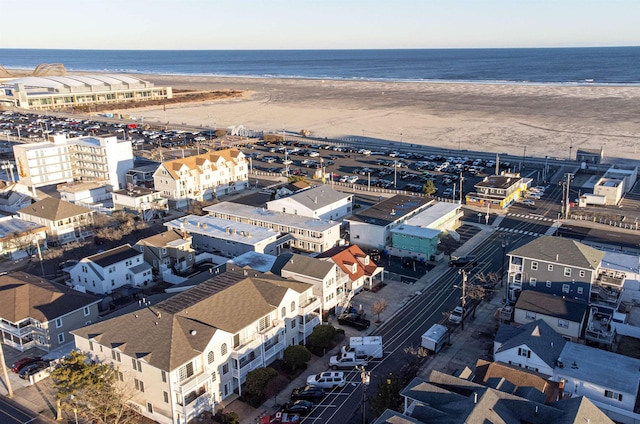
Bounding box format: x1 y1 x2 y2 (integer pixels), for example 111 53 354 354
1 47 639 85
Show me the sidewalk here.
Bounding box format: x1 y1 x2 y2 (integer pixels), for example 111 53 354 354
219 223 496 423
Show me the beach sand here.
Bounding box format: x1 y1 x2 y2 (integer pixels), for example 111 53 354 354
110 74 640 162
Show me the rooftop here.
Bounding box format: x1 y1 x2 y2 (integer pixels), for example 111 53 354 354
164 214 279 244
508 236 605 270
267 185 351 211
204 202 341 232
86 244 141 268
515 291 588 323
476 175 522 189
404 201 461 228
18 197 93 221
346 195 433 226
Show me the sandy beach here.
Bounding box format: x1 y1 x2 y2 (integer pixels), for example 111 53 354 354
104 74 639 162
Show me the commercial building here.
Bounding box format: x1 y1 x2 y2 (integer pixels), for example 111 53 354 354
0 74 172 110
465 174 527 209
204 202 341 254
265 185 353 221
13 134 134 190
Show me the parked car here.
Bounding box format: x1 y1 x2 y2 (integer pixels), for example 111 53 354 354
337 313 371 331
18 361 49 379
448 255 478 268
306 371 346 389
290 385 325 403
448 306 464 324
281 400 314 415
11 356 43 373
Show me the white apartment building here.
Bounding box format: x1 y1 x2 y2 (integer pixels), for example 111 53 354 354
204 202 342 254
72 268 320 424
266 185 353 221
13 134 134 190
68 244 153 295
153 149 249 209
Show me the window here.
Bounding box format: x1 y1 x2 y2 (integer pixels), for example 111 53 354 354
211 371 217 382
208 351 215 364
161 370 167 383
55 318 63 328
562 284 570 294
89 341 93 351
525 311 536 320
531 261 538 271
132 358 142 372
163 392 169 403
529 278 537 287
258 316 270 332
83 306 90 316
517 347 531 358
134 378 145 392
146 402 153 413
281 307 286 318
579 270 586 278
178 362 194 382
111 350 121 362
564 268 572 277
546 281 552 288
118 371 124 381
221 343 228 356
557 319 569 328
57 333 65 344
291 301 295 312
605 390 623 401
291 319 296 329
548 264 553 272
577 287 583 295
222 363 229 375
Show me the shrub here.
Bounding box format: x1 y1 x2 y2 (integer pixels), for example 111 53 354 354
243 367 278 407
283 345 312 372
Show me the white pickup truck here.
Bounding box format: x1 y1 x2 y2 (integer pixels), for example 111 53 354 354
329 351 367 370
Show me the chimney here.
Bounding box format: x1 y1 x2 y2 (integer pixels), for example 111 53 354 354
535 406 538 415
473 392 477 404
559 379 565 399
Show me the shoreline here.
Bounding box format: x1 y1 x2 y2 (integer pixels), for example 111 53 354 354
4 68 640 162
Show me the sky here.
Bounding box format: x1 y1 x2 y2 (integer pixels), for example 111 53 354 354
2 0 639 50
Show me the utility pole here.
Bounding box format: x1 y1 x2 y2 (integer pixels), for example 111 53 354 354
0 342 13 397
459 269 468 331
358 365 370 424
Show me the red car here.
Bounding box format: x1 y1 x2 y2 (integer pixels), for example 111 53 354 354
11 356 43 373
260 412 301 424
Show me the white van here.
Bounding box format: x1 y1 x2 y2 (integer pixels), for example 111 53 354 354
306 371 346 389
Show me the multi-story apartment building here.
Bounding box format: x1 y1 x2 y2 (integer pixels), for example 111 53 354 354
72 268 320 424
153 149 249 209
68 244 153 295
17 197 94 246
203 201 341 254
0 271 99 353
13 134 134 190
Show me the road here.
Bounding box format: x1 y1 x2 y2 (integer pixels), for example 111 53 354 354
0 396 50 424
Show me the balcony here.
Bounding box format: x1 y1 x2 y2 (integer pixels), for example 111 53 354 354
509 264 523 273
585 308 615 346
298 313 320 339
0 321 46 338
230 336 262 360
298 297 321 315
234 355 263 380
263 339 286 363
177 369 212 394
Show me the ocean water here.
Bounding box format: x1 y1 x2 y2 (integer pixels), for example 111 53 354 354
1 47 639 85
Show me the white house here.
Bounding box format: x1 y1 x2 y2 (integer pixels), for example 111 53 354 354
72 268 319 424
266 185 353 221
0 216 47 260
17 197 94 246
112 186 167 221
153 149 248 209
68 244 153 295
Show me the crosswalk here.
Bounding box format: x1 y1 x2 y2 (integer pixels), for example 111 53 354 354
496 227 544 237
506 213 554 222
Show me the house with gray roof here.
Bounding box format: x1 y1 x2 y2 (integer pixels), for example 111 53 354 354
514 291 588 342
506 236 624 308
494 319 567 376
380 370 613 424
0 271 99 354
17 197 94 246
272 253 344 315
266 185 353 220
72 268 318 424
68 244 152 295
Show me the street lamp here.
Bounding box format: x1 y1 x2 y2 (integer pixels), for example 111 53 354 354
358 365 370 424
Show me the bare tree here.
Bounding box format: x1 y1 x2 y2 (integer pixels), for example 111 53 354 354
5 230 41 257
372 299 387 323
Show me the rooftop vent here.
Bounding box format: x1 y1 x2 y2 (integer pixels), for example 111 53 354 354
190 330 197 336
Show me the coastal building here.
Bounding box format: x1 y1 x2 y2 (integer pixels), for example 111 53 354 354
265 185 353 220
345 195 435 250
153 149 248 209
378 369 613 424
12 134 134 190
0 271 99 353
68 244 153 295
134 230 195 276
316 244 384 293
204 202 341 254
271 253 345 316
164 214 287 258
0 216 47 260
273 181 311 199
0 74 172 110
112 186 167 221
465 173 527 209
17 197 94 246
72 268 319 424
58 181 111 205
125 162 161 188
0 180 34 213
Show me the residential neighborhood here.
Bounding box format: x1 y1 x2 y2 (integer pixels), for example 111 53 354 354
1 116 640 424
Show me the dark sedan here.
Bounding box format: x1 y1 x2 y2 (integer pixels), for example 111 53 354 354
18 361 49 379
290 385 325 403
281 400 314 415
